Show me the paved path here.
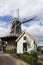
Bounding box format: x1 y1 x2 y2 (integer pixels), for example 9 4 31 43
0 54 16 65
0 53 29 65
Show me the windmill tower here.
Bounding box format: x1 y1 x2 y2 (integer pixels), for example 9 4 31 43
10 8 21 36
10 8 36 37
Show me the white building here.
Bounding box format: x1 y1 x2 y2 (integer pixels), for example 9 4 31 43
16 30 37 54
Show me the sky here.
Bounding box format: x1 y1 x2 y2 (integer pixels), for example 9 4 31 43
0 0 43 45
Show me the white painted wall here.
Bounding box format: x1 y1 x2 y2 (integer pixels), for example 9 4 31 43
17 33 36 54
27 40 36 52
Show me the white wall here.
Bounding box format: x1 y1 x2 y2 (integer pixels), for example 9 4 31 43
27 40 35 52
17 33 36 54
17 37 23 53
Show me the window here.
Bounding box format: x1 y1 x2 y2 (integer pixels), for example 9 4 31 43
24 36 27 40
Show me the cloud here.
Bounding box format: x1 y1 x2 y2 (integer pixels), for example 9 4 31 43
28 24 43 36
22 24 43 44
0 27 9 37
20 1 43 17
0 0 43 45
21 17 43 44
22 23 43 36
0 21 11 37
0 0 27 17
0 0 43 18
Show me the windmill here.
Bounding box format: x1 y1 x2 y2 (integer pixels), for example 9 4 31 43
10 8 36 37
1 9 36 51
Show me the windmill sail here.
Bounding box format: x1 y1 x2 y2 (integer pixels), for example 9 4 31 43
15 17 36 27
10 16 36 37
10 8 36 36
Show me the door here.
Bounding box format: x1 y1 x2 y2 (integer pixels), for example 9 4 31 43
23 43 27 52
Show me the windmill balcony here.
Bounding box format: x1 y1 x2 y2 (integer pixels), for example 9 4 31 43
10 33 20 37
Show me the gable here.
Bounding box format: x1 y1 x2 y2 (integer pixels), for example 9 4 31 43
16 30 35 42
21 33 33 42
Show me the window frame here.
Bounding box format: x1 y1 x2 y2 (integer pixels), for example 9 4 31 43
23 36 27 40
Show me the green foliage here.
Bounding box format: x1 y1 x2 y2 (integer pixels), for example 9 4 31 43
5 49 16 54
37 46 41 51
17 52 38 65
30 51 38 59
23 52 30 55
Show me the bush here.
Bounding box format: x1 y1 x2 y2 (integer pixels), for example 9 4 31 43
18 53 38 65
37 46 41 51
19 54 30 63
5 49 16 54
14 48 16 53
23 52 30 55
30 51 38 59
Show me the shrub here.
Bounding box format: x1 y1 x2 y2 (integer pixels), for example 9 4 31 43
14 48 16 53
30 51 38 59
37 46 41 51
18 53 38 65
23 52 30 55
17 54 21 58
5 48 16 54
19 54 30 63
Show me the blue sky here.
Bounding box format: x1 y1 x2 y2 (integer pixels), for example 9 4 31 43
0 16 13 22
0 0 43 45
